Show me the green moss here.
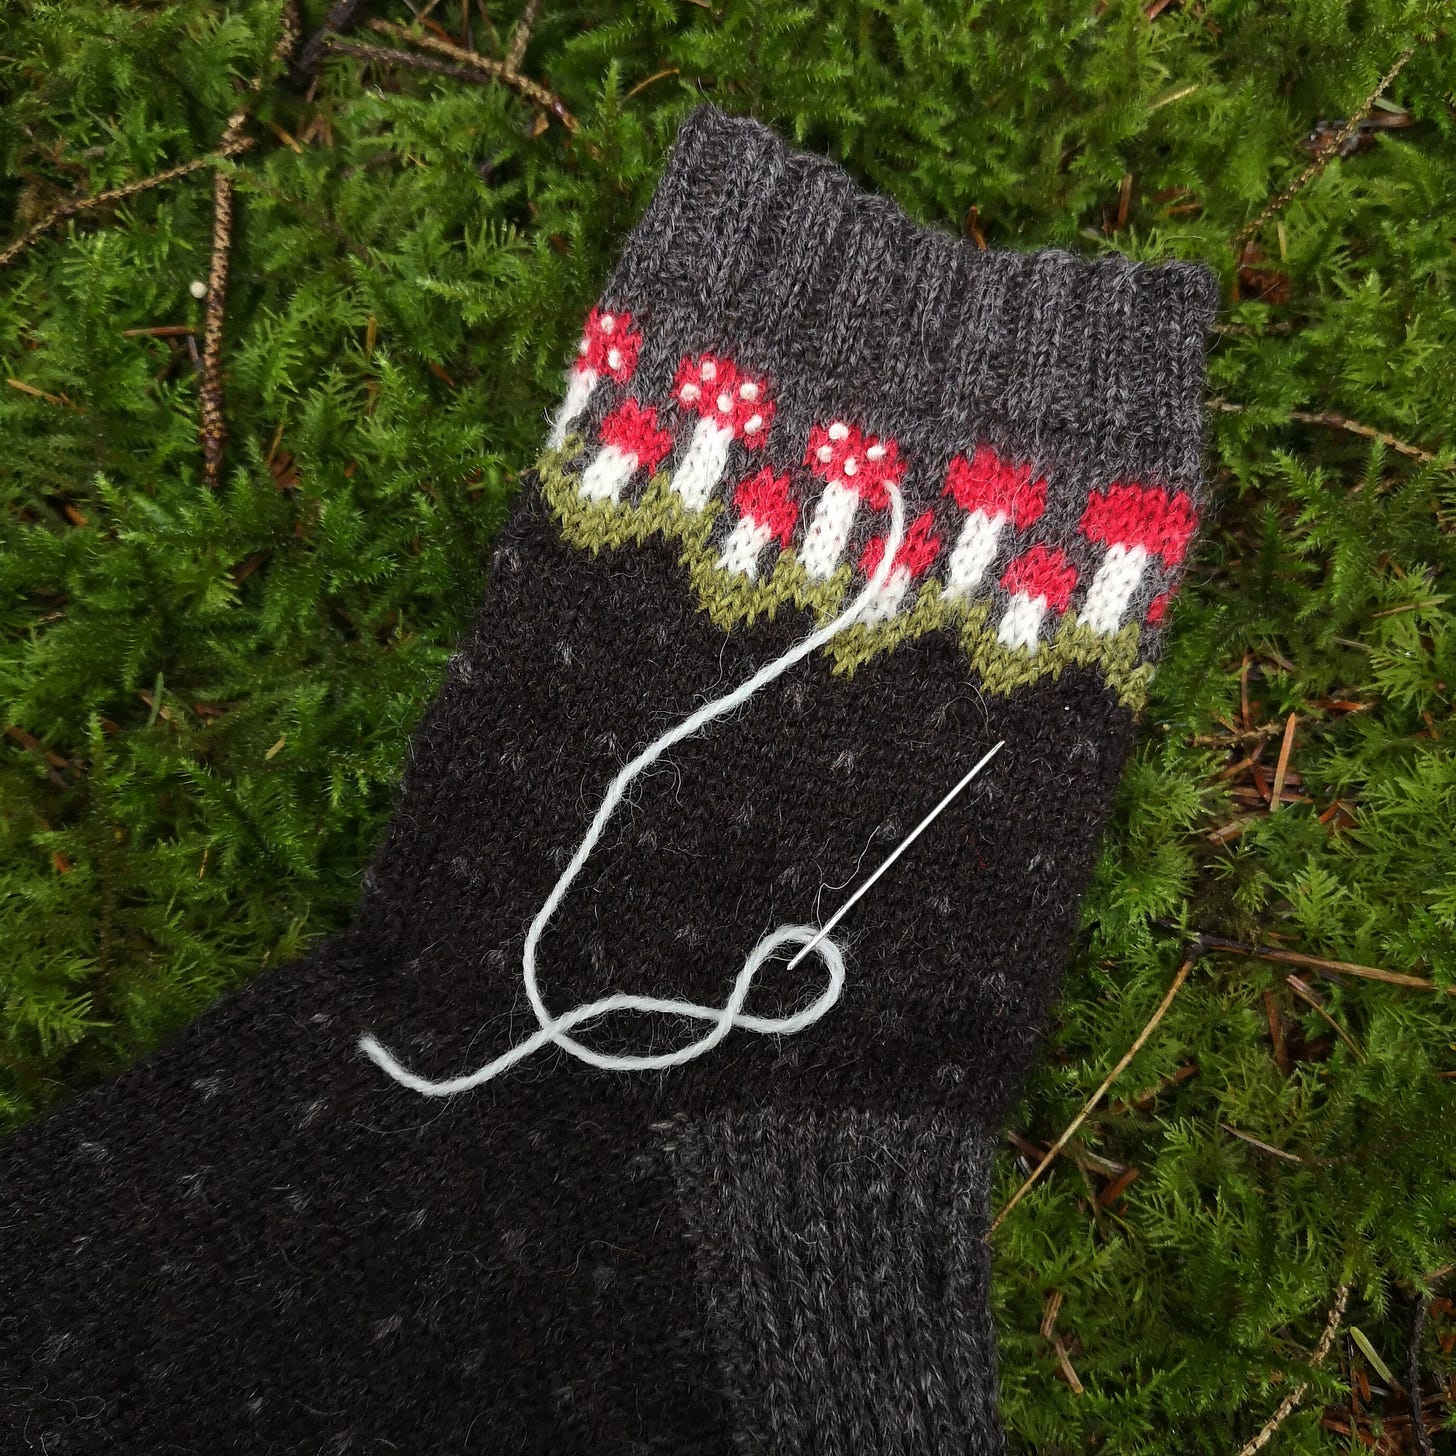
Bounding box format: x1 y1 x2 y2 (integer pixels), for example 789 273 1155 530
2 1 1454 1449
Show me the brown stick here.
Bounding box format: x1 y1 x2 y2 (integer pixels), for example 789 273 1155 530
0 135 255 271
1232 46 1416 247
366 17 578 131
1210 398 1444 468
1172 928 1454 997
325 39 520 90
504 0 544 71
1234 1285 1351 1456
199 162 236 487
988 950 1200 1238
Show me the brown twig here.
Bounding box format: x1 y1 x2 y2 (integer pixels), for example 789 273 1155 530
292 0 367 87
198 6 302 485
1234 1285 1351 1456
0 135 255 271
1210 398 1445 468
366 18 578 131
199 160 237 487
988 950 1200 1238
1232 46 1416 247
504 0 544 71
1162 926 1455 997
1268 711 1298 812
326 38 517 89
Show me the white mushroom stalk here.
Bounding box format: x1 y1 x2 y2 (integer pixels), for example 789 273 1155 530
856 510 942 625
717 468 799 580
800 421 904 582
1077 483 1198 635
940 445 1047 603
579 398 674 504
547 307 642 449
670 355 775 510
996 545 1079 654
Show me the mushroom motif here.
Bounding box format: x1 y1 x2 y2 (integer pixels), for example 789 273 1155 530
941 445 1047 601
547 307 642 449
857 510 941 624
1077 483 1197 635
799 421 905 581
578 398 674 503
670 355 775 509
997 544 1078 653
716 468 799 580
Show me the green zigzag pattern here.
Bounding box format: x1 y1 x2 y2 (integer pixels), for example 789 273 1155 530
535 438 1155 711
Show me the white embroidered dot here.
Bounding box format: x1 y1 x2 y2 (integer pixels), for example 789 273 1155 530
843 457 859 476
866 443 886 461
817 445 834 463
607 349 622 370
828 421 849 441
740 381 759 401
744 414 763 434
600 314 615 331
680 383 701 402
701 360 717 381
717 391 734 414
578 339 590 355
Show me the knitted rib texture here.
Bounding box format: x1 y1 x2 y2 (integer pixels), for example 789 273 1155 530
0 106 1217 1455
544 106 1216 704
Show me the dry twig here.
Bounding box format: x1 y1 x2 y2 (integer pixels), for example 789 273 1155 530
1232 46 1416 247
988 949 1200 1237
0 136 255 271
504 0 544 71
1159 925 1455 997
1235 1285 1352 1456
366 18 578 131
1210 398 1445 468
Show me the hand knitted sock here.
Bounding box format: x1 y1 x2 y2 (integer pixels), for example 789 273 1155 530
0 106 1217 1454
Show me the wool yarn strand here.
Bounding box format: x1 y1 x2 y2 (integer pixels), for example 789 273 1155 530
359 484 908 1094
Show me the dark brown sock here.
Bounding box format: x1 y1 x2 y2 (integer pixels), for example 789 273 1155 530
0 105 1217 1454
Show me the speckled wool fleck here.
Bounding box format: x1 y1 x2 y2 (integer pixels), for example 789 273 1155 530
0 104 1217 1455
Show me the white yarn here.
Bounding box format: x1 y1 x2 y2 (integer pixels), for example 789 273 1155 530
359 485 909 1096
800 480 860 581
1079 542 1148 635
672 418 735 509
944 508 1005 601
997 591 1047 653
579 443 637 502
547 368 596 449
717 516 774 579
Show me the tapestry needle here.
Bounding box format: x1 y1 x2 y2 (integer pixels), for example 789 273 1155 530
785 738 1006 972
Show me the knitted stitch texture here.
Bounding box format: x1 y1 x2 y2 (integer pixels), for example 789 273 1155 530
0 106 1217 1454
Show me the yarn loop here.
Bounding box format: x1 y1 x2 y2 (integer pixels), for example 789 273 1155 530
360 484 908 1095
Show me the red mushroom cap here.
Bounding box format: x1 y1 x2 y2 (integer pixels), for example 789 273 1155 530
1001 544 1078 612
860 510 941 582
673 355 776 446
1079 483 1198 567
733 468 799 547
577 307 641 383
943 445 1047 531
599 398 674 476
804 421 904 506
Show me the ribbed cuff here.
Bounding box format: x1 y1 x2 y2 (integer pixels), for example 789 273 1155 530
606 104 1217 507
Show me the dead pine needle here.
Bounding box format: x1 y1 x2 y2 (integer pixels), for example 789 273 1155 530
1234 1285 1351 1456
988 949 1200 1238
365 18 579 132
1232 45 1416 248
1210 398 1445 469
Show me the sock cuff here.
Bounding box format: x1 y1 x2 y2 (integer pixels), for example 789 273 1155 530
607 104 1218 497
541 106 1220 702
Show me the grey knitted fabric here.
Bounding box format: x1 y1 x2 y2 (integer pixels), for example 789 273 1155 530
664 1113 1003 1454
590 106 1215 641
